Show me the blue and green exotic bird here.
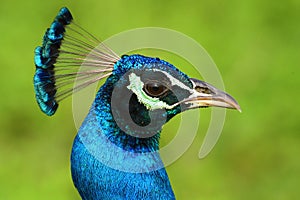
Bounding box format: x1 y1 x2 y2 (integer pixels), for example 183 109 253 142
34 7 240 200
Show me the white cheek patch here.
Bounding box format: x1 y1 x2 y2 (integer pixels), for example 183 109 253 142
127 73 174 110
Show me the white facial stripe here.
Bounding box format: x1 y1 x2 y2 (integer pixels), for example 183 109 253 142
152 69 193 93
127 73 174 110
152 69 192 91
151 69 214 107
188 90 212 99
153 69 214 102
152 69 214 101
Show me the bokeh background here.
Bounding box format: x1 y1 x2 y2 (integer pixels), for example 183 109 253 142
1 0 299 199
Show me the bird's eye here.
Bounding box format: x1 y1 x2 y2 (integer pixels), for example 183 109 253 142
195 86 211 94
144 82 168 97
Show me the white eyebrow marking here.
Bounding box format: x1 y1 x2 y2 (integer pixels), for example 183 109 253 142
153 69 212 99
152 69 193 93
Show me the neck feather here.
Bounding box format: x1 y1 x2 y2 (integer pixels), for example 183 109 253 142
71 75 175 199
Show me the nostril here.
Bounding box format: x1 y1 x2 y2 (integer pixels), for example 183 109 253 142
195 86 211 94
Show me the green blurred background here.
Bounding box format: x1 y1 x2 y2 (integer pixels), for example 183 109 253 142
1 0 299 199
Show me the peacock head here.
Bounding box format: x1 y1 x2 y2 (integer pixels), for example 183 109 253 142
96 54 240 138
33 7 240 139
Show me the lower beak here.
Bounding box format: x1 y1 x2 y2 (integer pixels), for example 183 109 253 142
183 78 241 112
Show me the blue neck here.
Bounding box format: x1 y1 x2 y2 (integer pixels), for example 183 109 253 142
71 76 175 199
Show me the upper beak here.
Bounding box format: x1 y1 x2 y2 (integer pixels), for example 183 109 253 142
181 78 241 112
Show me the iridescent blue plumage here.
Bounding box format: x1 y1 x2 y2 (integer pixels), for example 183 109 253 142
33 67 57 115
34 7 240 200
34 7 73 115
71 55 183 199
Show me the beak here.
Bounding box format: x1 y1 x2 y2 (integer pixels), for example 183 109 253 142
181 78 241 112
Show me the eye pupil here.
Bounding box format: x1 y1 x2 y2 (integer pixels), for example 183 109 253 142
151 85 160 92
144 82 167 97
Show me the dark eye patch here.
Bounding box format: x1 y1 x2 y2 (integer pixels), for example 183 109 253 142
138 69 191 102
139 70 171 98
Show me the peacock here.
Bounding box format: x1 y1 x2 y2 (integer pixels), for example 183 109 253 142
34 7 240 200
